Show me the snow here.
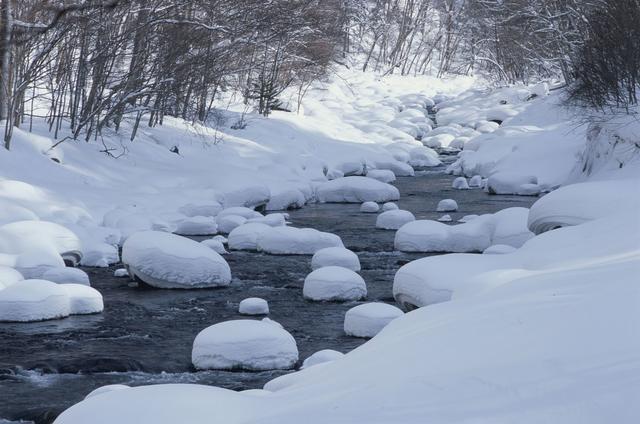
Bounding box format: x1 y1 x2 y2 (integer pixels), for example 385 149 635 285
375 210 416 230
486 172 540 195
303 266 367 301
343 302 404 338
62 284 104 314
436 199 458 212
178 202 223 218
0 266 23 290
246 213 288 227
452 177 469 189
174 216 218 236
311 247 361 271
316 176 399 203
359 201 380 213
201 238 228 254
256 226 343 255
238 298 269 315
366 169 396 183
122 231 231 289
85 385 130 400
483 244 517 254
218 207 263 220
228 223 272 251
437 214 452 222
0 279 70 322
468 175 483 188
42 267 90 286
216 215 247 234
113 268 129 278
408 146 441 167
191 319 298 370
301 349 344 369
381 202 398 211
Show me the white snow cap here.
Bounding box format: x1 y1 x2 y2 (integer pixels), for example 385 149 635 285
344 302 404 338
438 214 452 222
256 226 343 255
238 298 269 315
174 216 218 236
486 172 540 196
436 199 458 212
366 169 396 183
311 247 360 272
376 210 416 230
85 385 130 400
316 176 400 203
113 268 129 278
0 279 70 322
303 266 366 301
468 175 483 188
382 202 399 211
200 238 227 254
452 177 469 190
62 284 104 314
192 319 298 370
359 201 380 213
217 207 262 220
42 267 90 286
228 223 272 251
216 215 247 234
0 266 24 290
122 231 231 289
178 202 223 218
483 244 517 255
301 349 344 369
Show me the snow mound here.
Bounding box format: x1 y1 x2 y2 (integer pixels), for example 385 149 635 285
178 202 223 218
301 349 344 370
113 268 129 278
85 385 130 400
438 214 452 222
256 226 343 255
408 146 441 167
216 215 247 234
316 177 399 203
366 169 396 183
200 238 227 254
344 302 404 338
228 223 272 251
42 267 90 286
376 210 416 230
174 216 218 236
266 187 306 211
359 201 380 213
218 207 262 220
382 202 399 211
246 213 288 227
452 177 469 190
483 244 517 255
238 298 269 315
486 172 540 196
62 284 104 314
0 279 70 322
0 266 23 290
311 247 360 271
192 320 298 370
303 266 366 302
436 199 458 212
468 175 483 188
122 231 231 289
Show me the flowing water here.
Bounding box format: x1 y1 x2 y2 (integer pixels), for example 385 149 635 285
0 163 536 423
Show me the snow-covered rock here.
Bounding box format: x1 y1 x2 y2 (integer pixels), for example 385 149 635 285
200 238 227 254
192 320 298 370
0 266 23 290
246 213 288 227
178 202 223 218
438 214 452 222
122 231 231 289
486 172 540 196
452 177 469 190
311 247 360 271
238 298 269 315
217 207 262 220
85 385 130 400
0 279 70 322
42 267 90 286
256 227 343 255
408 146 441 167
359 201 380 213
436 199 458 212
316 177 399 203
375 210 416 230
382 202 399 211
468 175 483 188
62 284 104 314
343 302 404 338
301 349 344 369
216 215 247 234
228 223 272 251
366 169 396 183
303 266 366 301
174 216 218 236
483 244 517 254
113 268 129 278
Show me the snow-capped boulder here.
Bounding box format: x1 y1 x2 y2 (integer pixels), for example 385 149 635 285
366 169 396 183
486 172 540 195
438 214 452 222
0 279 70 322
0 266 23 290
216 215 247 234
408 146 441 167
113 268 129 278
483 244 517 255
360 202 380 213
228 223 272 251
335 161 364 176
326 169 344 180
382 202 399 212
256 227 343 255
122 231 231 289
491 207 534 247
311 247 360 271
301 349 344 369
266 188 306 211
217 207 262 220
200 238 227 254
469 175 483 188
174 216 218 236
13 246 66 279
344 302 404 338
42 267 90 286
178 202 223 218
376 210 416 230
436 199 458 212
85 385 130 400
62 284 104 314
246 213 288 227
192 320 298 370
238 298 269 315
316 177 399 203
303 266 366 302
452 177 469 190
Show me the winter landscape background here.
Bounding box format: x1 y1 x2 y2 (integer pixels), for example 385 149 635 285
0 1 638 423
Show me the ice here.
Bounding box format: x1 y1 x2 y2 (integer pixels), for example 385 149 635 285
376 210 416 230
62 284 104 314
216 215 247 234
303 266 367 301
343 302 404 338
366 169 396 183
468 175 483 188
174 216 218 236
122 231 231 289
200 238 227 254
0 279 70 322
0 266 23 290
436 199 458 212
85 385 130 400
256 226 343 255
301 349 345 369
486 172 540 195
316 177 399 203
191 319 298 370
228 223 272 251
238 298 269 315
483 244 517 254
178 202 223 218
113 268 129 278
311 247 361 271
42 268 90 286
452 177 469 189
437 214 452 222
359 201 380 213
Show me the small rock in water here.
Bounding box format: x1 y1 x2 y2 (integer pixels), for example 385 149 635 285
437 199 458 212
238 297 269 315
113 268 129 278
469 175 483 188
376 210 415 230
303 266 367 302
382 202 399 211
344 302 404 338
452 177 470 190
311 247 360 271
301 349 344 369
360 201 380 213
438 214 452 222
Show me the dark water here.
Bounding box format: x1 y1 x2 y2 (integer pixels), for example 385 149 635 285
0 165 535 423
